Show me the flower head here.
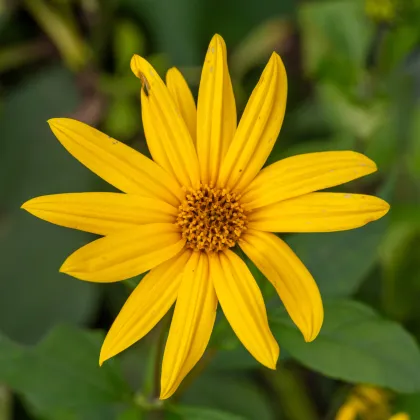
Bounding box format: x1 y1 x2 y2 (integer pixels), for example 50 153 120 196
365 0 397 22
21 34 389 399
335 385 409 420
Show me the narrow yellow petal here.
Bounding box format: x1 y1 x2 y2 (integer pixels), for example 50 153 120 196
248 193 390 232
218 52 287 192
166 67 197 145
100 250 192 365
209 250 279 369
197 34 237 185
60 223 185 282
131 55 200 189
242 151 377 209
21 192 177 235
160 252 217 399
239 230 323 342
48 118 182 207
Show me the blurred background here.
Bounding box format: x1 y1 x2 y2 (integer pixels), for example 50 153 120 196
1 0 420 419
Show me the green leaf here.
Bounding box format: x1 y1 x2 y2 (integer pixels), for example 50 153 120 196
104 96 141 141
286 218 388 298
407 105 420 180
271 300 420 393
316 83 385 139
0 325 132 419
168 405 246 420
114 19 146 74
379 25 418 72
0 66 99 343
299 0 373 85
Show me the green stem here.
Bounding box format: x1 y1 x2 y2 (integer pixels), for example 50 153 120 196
24 0 89 71
262 365 319 420
0 39 53 73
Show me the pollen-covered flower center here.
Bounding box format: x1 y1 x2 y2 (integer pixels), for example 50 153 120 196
176 185 247 252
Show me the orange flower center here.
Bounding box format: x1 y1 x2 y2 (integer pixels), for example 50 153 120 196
176 185 247 252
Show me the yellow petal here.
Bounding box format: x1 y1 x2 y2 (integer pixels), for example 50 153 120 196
209 250 279 369
335 404 359 420
218 52 287 192
248 192 390 232
160 252 217 399
21 192 177 235
197 34 236 185
60 223 185 282
239 230 323 342
131 55 200 189
242 151 377 209
48 118 182 207
166 67 197 145
100 250 192 365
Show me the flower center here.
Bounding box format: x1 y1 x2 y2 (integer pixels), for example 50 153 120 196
176 185 247 253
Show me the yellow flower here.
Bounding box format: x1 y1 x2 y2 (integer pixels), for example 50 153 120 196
21 34 389 399
389 414 410 420
335 385 410 420
365 0 397 22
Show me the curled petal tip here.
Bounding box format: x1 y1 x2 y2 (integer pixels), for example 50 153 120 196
130 54 143 79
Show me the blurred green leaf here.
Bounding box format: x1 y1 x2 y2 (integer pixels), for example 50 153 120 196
0 66 99 343
230 18 293 79
317 83 385 139
271 300 420 393
381 230 420 321
121 0 201 65
299 0 372 85
114 19 146 74
24 0 89 71
286 218 388 298
167 405 246 420
104 96 141 141
181 372 274 420
0 325 132 419
390 205 420 230
379 25 418 72
407 105 420 180
197 0 295 52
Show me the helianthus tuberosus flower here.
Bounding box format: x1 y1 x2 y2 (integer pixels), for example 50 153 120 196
365 0 397 22
335 385 409 420
22 34 389 399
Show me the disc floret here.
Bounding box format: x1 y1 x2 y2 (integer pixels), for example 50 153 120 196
176 184 247 252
